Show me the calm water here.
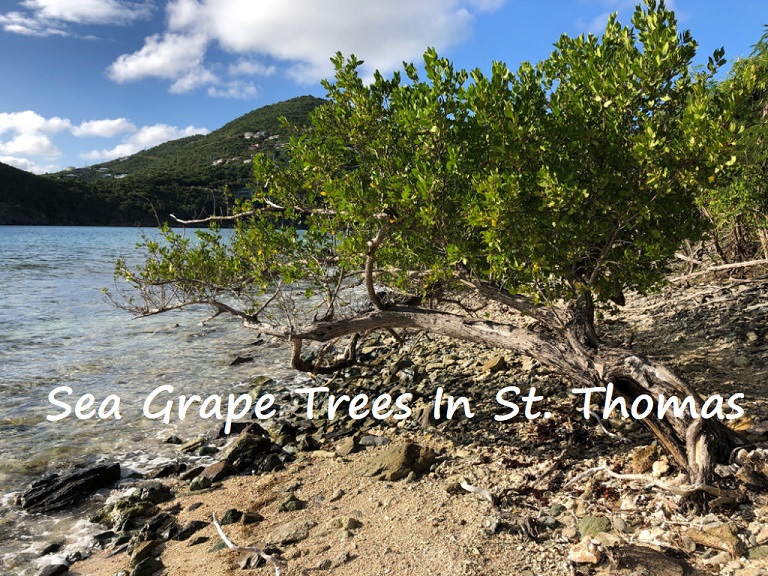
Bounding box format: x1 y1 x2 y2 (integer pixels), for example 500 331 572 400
0 226 304 574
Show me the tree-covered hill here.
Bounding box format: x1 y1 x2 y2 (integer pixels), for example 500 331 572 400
0 161 119 225
5 95 325 226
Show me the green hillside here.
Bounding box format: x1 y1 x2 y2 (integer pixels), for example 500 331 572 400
0 161 121 225
36 95 325 225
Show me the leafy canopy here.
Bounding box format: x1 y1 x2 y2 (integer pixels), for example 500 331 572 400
699 26 768 259
121 1 736 319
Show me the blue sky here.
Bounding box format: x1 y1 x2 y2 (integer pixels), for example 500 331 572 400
0 0 766 174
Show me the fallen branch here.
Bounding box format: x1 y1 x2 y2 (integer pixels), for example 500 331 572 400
212 512 285 575
669 258 768 283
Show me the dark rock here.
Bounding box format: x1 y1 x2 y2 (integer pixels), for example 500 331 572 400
278 494 307 513
93 531 116 548
296 434 321 452
242 511 264 525
130 556 164 576
180 466 204 482
217 421 250 437
135 482 174 505
221 433 273 471
219 508 243 525
136 512 178 541
230 355 254 366
40 542 64 556
176 520 208 541
129 540 162 568
36 564 69 576
179 438 206 454
148 462 186 479
196 445 219 457
198 461 236 483
257 453 286 474
189 476 212 491
189 536 209 546
163 436 183 445
20 463 121 513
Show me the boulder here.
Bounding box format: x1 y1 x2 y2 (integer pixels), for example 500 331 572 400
355 442 436 481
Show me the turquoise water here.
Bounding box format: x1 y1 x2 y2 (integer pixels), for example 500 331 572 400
0 226 302 574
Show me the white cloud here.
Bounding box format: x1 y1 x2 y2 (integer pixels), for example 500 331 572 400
228 59 276 77
169 67 218 94
108 0 506 93
0 155 60 174
0 110 71 134
107 32 209 83
0 10 67 36
207 81 258 99
81 123 208 161
19 0 153 25
0 109 208 172
0 111 69 159
0 133 60 156
72 117 136 137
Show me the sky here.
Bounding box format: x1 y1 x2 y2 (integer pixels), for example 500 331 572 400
0 0 766 175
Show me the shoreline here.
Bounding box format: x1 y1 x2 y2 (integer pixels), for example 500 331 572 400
15 280 768 575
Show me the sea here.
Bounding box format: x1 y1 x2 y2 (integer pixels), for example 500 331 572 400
0 226 308 574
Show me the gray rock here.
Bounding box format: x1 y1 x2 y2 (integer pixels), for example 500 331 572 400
267 520 316 544
578 515 612 538
189 476 212 492
359 435 390 447
355 442 436 481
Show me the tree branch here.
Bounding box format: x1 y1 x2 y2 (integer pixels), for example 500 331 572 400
365 224 388 310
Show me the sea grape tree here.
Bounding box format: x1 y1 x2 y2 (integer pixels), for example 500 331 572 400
116 1 752 488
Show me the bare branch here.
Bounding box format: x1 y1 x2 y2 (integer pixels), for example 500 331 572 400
365 224 388 310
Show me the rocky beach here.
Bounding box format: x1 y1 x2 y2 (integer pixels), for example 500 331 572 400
15 278 768 576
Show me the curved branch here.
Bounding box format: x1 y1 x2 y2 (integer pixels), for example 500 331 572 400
244 305 594 384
